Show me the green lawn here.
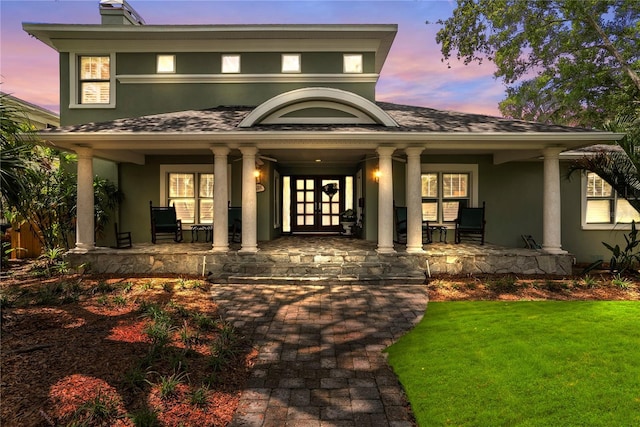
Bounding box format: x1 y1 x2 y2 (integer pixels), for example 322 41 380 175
386 301 640 426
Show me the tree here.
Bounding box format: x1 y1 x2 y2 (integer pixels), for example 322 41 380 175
433 0 640 127
0 94 36 212
1 95 123 251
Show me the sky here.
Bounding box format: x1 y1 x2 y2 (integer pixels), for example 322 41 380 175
0 0 506 116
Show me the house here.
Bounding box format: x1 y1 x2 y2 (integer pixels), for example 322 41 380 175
22 0 629 274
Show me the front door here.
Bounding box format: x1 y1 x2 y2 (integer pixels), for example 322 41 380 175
291 176 344 233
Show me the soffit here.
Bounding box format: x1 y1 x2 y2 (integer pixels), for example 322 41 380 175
22 23 397 73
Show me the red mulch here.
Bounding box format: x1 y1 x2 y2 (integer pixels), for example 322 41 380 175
1 259 257 427
1 259 638 426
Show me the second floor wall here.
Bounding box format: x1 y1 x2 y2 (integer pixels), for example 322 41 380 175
59 50 378 125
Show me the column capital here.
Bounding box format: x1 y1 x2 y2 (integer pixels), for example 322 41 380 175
404 146 424 157
542 146 565 158
210 146 230 156
376 146 396 157
75 146 93 158
239 146 259 156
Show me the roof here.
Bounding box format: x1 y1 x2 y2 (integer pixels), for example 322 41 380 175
44 102 595 134
22 23 397 74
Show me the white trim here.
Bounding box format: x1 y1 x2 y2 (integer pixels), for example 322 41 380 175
69 52 116 109
116 73 379 84
239 87 398 128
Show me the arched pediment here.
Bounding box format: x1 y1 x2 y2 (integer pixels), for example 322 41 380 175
238 87 398 127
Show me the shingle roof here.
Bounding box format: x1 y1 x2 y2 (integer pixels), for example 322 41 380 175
45 102 596 134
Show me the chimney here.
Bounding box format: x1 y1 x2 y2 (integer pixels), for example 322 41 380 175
99 0 145 25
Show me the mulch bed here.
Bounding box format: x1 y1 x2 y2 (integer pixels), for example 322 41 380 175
1 259 638 426
1 259 257 427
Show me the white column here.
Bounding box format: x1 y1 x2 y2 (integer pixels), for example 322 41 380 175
72 147 95 252
376 146 396 254
542 147 567 254
239 146 258 253
405 147 425 253
210 146 230 252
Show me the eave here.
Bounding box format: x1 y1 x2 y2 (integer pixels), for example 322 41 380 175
38 130 624 166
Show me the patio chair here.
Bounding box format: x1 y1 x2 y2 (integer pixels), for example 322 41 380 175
394 205 407 243
395 205 433 244
149 201 183 244
522 234 541 249
228 206 242 243
114 222 132 249
454 201 486 245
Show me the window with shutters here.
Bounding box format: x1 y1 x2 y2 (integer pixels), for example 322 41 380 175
70 53 115 108
79 56 111 104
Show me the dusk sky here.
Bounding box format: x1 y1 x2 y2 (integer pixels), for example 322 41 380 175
1 0 505 116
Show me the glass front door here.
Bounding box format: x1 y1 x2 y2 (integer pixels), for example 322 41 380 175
291 177 344 233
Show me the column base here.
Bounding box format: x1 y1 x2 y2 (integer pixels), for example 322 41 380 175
69 244 94 253
210 245 229 253
542 245 568 255
239 246 259 254
406 246 426 254
376 246 396 254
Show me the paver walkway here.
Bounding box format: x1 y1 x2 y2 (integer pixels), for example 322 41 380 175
210 284 429 427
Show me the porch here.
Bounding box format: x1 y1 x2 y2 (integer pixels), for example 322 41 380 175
65 236 575 284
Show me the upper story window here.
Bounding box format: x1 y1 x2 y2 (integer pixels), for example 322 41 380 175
282 54 301 73
584 172 640 226
79 56 111 104
222 54 241 73
157 54 176 73
343 54 363 73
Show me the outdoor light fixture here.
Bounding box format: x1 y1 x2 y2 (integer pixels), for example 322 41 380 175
254 168 262 183
373 168 382 183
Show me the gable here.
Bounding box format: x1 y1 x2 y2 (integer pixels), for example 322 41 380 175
239 87 398 127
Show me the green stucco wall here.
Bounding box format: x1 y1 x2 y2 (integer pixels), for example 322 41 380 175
59 51 376 126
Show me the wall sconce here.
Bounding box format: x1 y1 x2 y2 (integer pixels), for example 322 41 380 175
254 168 262 184
373 168 381 183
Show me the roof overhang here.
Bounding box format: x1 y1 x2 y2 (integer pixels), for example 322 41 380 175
38 129 624 166
22 23 398 74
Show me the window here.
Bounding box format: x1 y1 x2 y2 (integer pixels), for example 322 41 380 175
421 172 470 223
282 54 301 73
585 172 640 225
343 54 363 73
79 56 111 104
221 54 240 73
157 54 176 73
168 172 214 224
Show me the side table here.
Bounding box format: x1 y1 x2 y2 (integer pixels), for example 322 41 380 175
190 224 212 242
429 226 448 243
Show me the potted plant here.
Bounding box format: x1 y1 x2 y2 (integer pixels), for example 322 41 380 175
339 209 356 236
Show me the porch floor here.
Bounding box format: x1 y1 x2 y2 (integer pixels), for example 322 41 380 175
67 236 575 283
